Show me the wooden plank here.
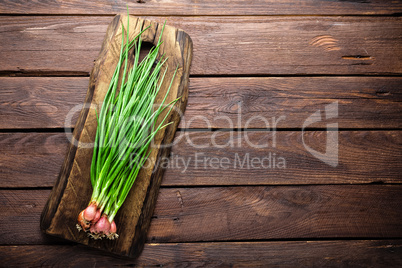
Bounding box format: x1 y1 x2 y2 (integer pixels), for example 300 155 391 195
0 133 68 188
150 185 402 242
0 189 65 245
184 77 402 129
39 15 192 258
164 130 402 185
1 16 401 75
1 241 402 267
0 77 88 129
1 77 401 129
1 131 401 188
1 0 402 15
1 186 402 244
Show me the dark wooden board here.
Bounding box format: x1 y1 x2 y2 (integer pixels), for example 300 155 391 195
164 130 402 185
1 0 401 15
0 189 59 245
1 0 401 266
0 133 68 188
1 16 401 75
3 186 402 244
183 77 402 129
2 240 402 267
1 131 401 188
0 77 88 129
1 77 401 129
40 15 192 258
150 186 402 242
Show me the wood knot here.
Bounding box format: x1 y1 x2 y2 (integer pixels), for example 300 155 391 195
310 35 340 51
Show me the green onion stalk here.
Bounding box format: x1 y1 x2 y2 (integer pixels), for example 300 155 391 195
76 16 179 240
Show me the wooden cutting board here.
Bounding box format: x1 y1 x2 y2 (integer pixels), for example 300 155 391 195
40 15 192 258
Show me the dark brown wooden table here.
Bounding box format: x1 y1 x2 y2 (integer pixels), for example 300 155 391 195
1 1 402 266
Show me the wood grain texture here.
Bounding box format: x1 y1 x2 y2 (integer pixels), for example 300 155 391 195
1 0 401 266
40 15 192 258
150 185 402 241
1 241 402 267
1 77 401 129
164 130 402 185
1 16 401 75
1 131 401 188
0 77 88 129
184 77 402 129
0 133 68 188
1 0 402 15
2 186 402 244
0 189 63 245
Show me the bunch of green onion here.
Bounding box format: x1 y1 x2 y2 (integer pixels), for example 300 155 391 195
76 17 178 240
